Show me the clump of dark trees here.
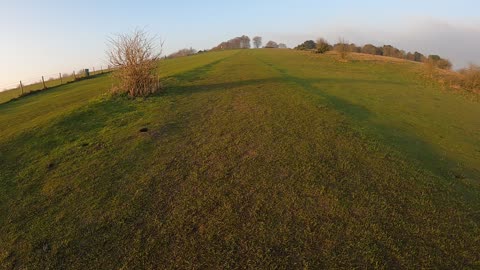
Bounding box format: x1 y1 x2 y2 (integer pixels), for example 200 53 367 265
167 47 197 59
212 35 252 50
211 35 287 50
295 38 452 70
168 35 287 60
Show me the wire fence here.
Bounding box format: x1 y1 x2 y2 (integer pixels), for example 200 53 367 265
0 65 114 103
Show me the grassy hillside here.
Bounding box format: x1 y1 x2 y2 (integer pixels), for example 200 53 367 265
0 70 109 105
0 49 479 269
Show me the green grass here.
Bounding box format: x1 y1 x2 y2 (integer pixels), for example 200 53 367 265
0 70 113 105
0 49 479 269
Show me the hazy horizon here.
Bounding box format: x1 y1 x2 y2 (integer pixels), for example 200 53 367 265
1 0 479 89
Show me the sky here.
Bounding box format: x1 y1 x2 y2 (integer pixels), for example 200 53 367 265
1 0 479 89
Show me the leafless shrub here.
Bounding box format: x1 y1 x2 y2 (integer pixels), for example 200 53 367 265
107 29 163 97
423 58 437 78
315 38 331 54
334 38 350 60
459 64 480 91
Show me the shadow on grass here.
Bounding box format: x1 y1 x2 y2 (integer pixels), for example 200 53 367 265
0 98 138 203
165 56 478 185
172 58 226 82
163 78 284 96
266 61 479 182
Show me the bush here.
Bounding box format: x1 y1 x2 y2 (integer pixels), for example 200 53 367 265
428 55 441 61
424 56 453 71
334 38 350 60
265 41 279 48
459 64 480 91
414 52 425 62
349 44 361 53
107 29 162 97
315 38 331 54
436 59 452 70
361 44 377 55
294 40 316 50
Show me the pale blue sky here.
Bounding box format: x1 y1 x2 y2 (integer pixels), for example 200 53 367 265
1 0 479 88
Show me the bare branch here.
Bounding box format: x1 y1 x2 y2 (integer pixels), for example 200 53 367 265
106 29 163 96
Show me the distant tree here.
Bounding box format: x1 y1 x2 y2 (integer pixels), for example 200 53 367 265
265 41 279 48
315 38 331 54
436 59 452 70
168 47 197 58
382 45 404 59
295 40 316 50
428 55 442 61
334 38 350 60
425 55 452 70
361 44 377 55
278 43 287 49
253 36 262 48
348 43 361 53
382 45 394 57
414 52 425 62
240 35 251 49
107 28 162 97
405 52 416 61
212 35 251 50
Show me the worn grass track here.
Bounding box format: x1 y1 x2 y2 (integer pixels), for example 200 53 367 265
0 49 479 269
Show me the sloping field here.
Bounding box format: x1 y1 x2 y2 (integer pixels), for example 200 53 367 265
0 49 479 269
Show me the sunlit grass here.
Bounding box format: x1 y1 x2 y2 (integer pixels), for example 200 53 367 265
0 49 478 269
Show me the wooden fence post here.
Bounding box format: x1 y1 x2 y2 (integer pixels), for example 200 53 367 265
59 73 63 84
20 81 24 94
73 71 76 80
42 76 47 89
93 67 95 75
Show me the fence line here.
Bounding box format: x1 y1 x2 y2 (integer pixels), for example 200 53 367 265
0 65 114 103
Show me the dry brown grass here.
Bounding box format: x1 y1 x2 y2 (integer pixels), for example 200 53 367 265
459 64 480 92
107 29 162 97
424 63 480 96
348 52 413 63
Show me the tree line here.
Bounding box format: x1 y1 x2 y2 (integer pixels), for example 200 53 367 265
297 38 480 93
294 38 452 70
211 36 287 50
212 35 252 50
